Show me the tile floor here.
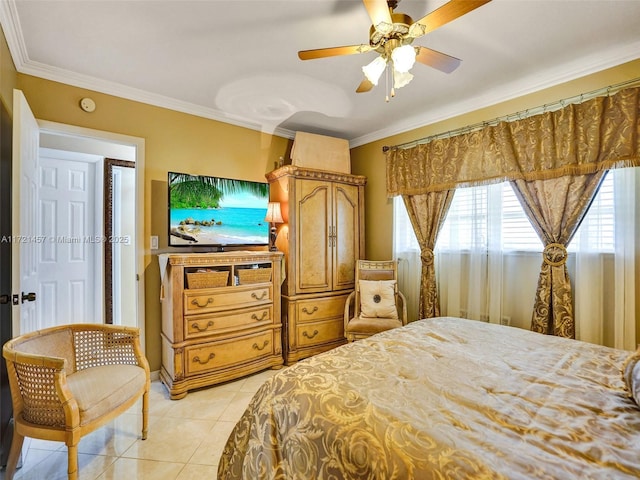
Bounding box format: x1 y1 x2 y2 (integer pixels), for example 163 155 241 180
0 368 277 480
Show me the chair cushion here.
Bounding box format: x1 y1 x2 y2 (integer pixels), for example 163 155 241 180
66 364 146 425
346 316 404 335
359 280 398 319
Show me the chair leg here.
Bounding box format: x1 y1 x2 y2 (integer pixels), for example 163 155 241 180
67 443 78 480
141 389 149 440
4 431 24 480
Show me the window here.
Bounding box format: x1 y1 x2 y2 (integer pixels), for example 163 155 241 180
393 168 636 348
395 173 615 253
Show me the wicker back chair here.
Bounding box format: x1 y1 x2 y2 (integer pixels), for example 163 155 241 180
2 323 150 480
344 260 408 342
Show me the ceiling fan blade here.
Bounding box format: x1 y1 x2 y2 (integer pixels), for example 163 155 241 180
362 0 393 31
356 78 374 93
409 0 492 38
415 46 461 74
298 44 372 60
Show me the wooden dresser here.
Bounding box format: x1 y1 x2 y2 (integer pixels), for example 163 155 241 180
159 251 284 399
266 166 366 364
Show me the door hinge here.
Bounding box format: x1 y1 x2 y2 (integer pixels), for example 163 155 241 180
0 294 9 305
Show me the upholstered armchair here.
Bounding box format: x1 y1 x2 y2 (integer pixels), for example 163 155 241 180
2 323 150 480
344 260 408 342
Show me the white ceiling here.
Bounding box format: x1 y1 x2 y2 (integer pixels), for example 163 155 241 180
2 0 640 147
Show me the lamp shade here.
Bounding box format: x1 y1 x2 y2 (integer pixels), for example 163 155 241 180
264 202 284 224
391 45 416 73
362 56 387 86
393 69 414 89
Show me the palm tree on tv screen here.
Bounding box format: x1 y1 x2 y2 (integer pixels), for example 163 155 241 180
169 173 268 209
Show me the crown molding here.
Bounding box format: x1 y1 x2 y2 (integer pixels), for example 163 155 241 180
350 40 640 148
0 0 28 69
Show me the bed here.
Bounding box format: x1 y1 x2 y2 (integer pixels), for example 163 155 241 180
217 317 640 479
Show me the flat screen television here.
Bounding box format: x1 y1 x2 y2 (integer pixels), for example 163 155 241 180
168 171 270 249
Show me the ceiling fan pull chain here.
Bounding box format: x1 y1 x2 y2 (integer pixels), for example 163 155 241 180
385 64 390 103
391 65 396 98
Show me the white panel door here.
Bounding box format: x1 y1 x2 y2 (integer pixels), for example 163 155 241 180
11 90 39 336
38 155 97 326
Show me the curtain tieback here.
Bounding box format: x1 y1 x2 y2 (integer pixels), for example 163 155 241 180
542 243 568 266
421 248 435 266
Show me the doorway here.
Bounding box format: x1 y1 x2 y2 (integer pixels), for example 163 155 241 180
37 121 145 341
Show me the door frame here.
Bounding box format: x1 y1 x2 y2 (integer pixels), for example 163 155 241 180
38 120 146 348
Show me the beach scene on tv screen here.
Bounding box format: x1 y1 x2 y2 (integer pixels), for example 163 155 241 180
169 173 269 246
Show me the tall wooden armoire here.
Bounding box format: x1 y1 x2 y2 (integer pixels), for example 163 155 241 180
266 166 366 364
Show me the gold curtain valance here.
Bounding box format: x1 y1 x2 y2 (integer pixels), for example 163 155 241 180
386 86 640 196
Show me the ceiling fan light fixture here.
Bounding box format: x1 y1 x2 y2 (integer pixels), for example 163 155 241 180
393 69 414 89
391 44 417 73
362 55 387 85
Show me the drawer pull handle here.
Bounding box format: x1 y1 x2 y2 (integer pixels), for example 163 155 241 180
193 353 215 365
251 291 267 301
252 340 269 351
251 311 268 322
303 329 319 339
191 297 214 308
302 306 318 315
192 320 214 332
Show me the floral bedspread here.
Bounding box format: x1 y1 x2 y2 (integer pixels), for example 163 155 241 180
218 317 640 479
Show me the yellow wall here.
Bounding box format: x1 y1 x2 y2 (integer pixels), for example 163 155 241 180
17 74 292 371
0 25 17 113
350 58 640 261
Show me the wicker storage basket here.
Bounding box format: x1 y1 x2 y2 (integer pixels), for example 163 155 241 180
238 268 272 285
186 270 229 289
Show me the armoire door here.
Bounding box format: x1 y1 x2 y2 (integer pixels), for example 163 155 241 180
294 179 331 294
332 182 359 291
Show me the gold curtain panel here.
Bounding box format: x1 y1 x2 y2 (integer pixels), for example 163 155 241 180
386 86 640 195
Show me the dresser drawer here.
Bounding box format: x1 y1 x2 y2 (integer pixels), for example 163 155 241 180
185 330 274 376
295 295 348 324
185 305 273 339
184 284 272 315
296 318 344 347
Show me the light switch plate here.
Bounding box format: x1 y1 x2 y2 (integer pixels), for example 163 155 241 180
150 235 159 250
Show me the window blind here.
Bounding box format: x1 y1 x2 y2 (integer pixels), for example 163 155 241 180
395 173 615 253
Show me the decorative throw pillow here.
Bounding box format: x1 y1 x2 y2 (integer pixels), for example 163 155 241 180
359 280 398 319
622 347 640 406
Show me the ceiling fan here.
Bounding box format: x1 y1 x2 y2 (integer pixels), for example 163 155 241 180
298 0 491 98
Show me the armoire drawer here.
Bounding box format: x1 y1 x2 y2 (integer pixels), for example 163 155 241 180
295 295 348 324
184 284 272 315
184 305 273 339
185 330 274 376
296 318 344 348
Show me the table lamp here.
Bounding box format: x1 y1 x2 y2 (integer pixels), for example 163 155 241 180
264 202 284 251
